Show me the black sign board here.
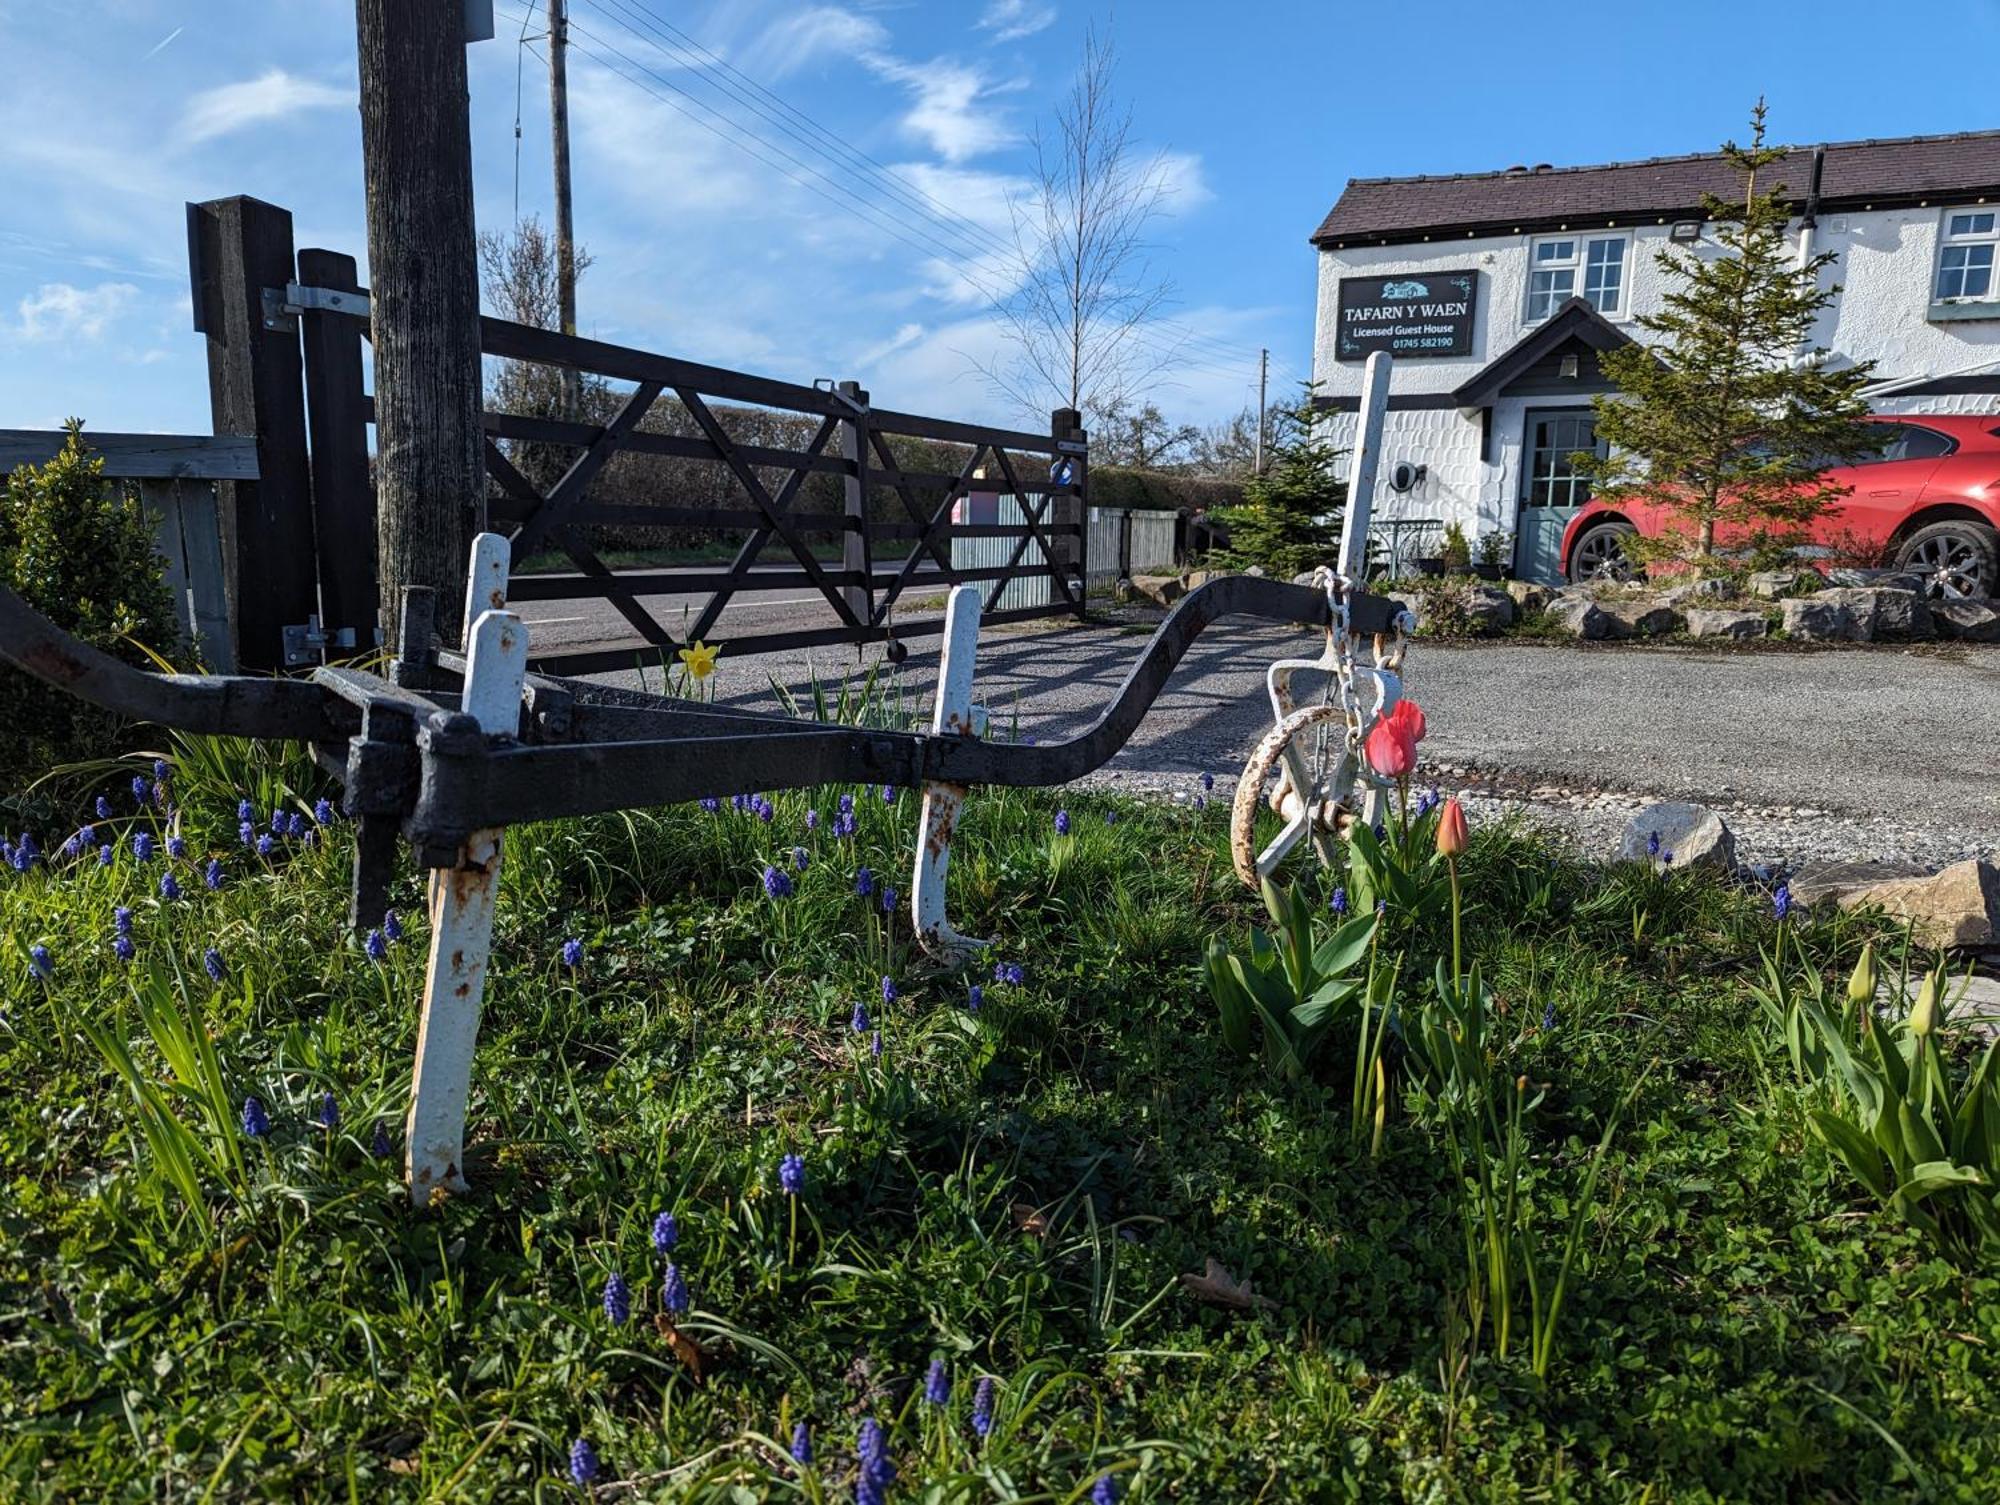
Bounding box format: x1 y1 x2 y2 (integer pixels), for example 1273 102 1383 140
1336 270 1478 360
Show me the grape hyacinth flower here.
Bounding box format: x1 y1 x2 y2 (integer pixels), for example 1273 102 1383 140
158 873 180 901
661 1263 690 1315
568 1437 598 1487
236 799 254 822
924 1359 950 1405
880 975 897 1004
1054 809 1071 836
651 1211 678 1255
131 775 151 806
78 822 95 847
113 935 136 963
731 793 749 813
870 1029 883 1060
28 945 53 980
762 865 794 900
204 948 225 983
560 936 585 969
805 808 819 831
1773 883 1793 922
790 1422 812 1465
834 811 857 839
966 984 983 1013
778 1151 804 1196
239 821 255 847
372 1119 393 1158
1104 809 1118 827
114 906 134 935
241 1096 270 1138
603 1271 631 1324
132 831 154 862
316 1092 339 1131
699 796 721 814
1661 850 1674 867
1201 770 1215 793
839 793 855 815
205 858 224 891
59 835 78 861
167 835 187 860
384 909 403 942
256 834 274 859
366 928 389 962
1646 830 1662 859
856 1420 896 1505
993 961 1025 987
96 795 114 820
1542 1000 1557 1032
1091 1473 1119 1505
851 1000 871 1033
971 1376 996 1437
881 784 895 804
97 844 113 867
1330 886 1348 916
152 758 169 782
881 885 897 914
755 797 775 824
314 798 335 825
792 845 809 872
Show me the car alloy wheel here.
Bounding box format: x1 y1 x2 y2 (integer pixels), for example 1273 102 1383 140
1898 523 1995 601
1571 524 1636 584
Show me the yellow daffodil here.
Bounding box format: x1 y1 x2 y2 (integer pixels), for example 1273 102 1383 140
677 640 720 680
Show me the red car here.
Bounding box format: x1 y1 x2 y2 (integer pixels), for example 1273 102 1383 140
1561 414 2000 598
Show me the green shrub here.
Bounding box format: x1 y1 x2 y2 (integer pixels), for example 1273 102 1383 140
1088 467 1243 514
0 421 179 792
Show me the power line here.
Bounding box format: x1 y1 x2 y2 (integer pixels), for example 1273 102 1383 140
576 0 1279 374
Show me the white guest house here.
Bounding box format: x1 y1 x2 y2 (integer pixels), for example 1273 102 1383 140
1309 130 2000 582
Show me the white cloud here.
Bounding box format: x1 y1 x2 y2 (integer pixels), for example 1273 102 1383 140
865 55 1014 163
181 68 349 145
746 6 889 77
977 0 1058 42
17 281 140 342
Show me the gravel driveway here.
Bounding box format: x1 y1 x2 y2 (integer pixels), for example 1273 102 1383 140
640 612 2000 874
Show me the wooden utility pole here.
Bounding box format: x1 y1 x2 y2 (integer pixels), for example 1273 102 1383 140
548 0 582 421
1255 347 1269 476
354 0 486 651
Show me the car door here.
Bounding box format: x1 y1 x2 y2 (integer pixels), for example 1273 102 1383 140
1817 423 1952 555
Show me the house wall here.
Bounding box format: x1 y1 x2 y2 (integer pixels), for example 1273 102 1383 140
1310 202 2000 544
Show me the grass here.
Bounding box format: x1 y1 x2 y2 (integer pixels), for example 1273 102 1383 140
2 750 1998 1502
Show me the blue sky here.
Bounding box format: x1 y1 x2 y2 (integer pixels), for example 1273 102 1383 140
2 0 1995 437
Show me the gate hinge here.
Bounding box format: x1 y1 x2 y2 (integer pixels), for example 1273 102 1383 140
263 283 372 332
283 614 358 667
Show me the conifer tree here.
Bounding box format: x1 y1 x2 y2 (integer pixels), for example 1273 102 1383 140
1581 102 1878 564
1213 386 1343 578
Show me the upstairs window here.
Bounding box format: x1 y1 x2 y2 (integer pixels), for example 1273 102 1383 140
1526 234 1627 321
1936 210 1996 302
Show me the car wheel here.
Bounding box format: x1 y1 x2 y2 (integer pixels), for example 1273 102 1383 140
1568 520 1638 585
1894 520 1997 601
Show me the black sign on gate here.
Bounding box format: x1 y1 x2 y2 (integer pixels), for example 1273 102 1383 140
1335 270 1479 360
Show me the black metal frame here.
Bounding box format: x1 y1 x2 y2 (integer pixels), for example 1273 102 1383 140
0 574 1397 930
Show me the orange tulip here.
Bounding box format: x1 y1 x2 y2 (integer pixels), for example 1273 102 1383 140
1385 698 1427 745
1363 717 1416 779
1435 797 1469 857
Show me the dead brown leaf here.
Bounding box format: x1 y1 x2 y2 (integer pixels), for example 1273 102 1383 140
1180 1257 1276 1312
655 1315 712 1384
1010 1201 1050 1240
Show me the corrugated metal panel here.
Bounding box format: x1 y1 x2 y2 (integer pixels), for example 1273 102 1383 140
951 493 1053 611
1085 507 1179 582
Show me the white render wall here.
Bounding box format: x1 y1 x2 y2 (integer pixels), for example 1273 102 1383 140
1310 203 2000 537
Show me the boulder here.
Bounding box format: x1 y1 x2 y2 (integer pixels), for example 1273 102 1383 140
1812 586 1934 641
1781 597 1853 642
1685 607 1769 641
1551 595 1609 640
1932 599 2000 642
1182 569 1230 591
1505 580 1552 614
1834 859 2000 949
1788 858 1930 908
1617 801 1736 873
1464 586 1516 632
1657 577 1732 608
1748 569 1819 601
1599 598 1682 638
1828 567 1927 593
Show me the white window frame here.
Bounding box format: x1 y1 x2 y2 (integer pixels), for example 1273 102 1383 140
1524 233 1629 323
1935 209 1998 304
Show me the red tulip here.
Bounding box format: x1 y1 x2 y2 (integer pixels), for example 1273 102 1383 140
1436 797 1469 857
1385 698 1427 745
1363 717 1416 779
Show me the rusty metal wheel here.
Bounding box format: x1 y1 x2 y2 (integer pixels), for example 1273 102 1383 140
1230 702 1355 889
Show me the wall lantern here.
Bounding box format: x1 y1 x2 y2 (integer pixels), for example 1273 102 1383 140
1559 353 1580 379
1670 221 1702 243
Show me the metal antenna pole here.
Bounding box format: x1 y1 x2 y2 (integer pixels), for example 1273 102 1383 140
548 0 581 421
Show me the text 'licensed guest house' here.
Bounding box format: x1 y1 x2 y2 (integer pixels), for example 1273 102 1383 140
1309 131 2000 582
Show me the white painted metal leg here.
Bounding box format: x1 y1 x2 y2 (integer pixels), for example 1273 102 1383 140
913 586 989 965
462 532 512 641
405 606 528 1201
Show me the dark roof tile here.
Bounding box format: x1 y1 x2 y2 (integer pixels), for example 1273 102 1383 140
1312 131 2000 246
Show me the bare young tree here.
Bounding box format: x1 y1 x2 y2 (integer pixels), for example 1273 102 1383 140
478 217 606 492
985 25 1177 423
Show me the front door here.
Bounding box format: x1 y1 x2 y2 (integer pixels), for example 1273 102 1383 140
1513 409 1606 584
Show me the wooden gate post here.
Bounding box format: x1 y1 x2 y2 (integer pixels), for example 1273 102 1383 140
837 381 873 628
1052 407 1087 618
191 196 318 671
298 248 378 654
